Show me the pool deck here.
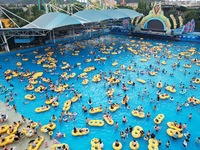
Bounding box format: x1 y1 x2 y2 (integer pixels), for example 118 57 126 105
0 100 55 149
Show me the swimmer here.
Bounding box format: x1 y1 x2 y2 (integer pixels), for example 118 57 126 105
166 141 170 148
85 118 89 124
88 97 92 105
189 113 192 119
158 139 162 145
122 116 127 123
195 137 200 144
144 136 148 141
183 102 189 107
23 101 29 104
153 105 157 110
154 125 161 131
183 123 187 129
146 112 151 118
115 122 118 130
176 105 182 111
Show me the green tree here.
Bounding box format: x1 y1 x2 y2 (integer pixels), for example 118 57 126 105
71 2 85 14
184 9 200 30
165 9 176 18
136 1 151 16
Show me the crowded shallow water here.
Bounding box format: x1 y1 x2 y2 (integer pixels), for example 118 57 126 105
0 34 200 150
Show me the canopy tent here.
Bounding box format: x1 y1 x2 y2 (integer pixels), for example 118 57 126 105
23 12 84 30
98 9 130 20
114 9 142 19
73 10 112 22
22 9 142 30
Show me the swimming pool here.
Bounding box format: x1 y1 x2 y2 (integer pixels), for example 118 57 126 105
0 34 200 150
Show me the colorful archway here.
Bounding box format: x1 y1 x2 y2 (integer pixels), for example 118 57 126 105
139 2 171 31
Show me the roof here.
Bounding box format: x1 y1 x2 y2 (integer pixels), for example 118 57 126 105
114 9 142 19
23 12 84 30
73 10 112 22
6 9 142 31
98 9 130 20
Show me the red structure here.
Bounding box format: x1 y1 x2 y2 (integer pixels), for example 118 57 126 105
121 0 126 5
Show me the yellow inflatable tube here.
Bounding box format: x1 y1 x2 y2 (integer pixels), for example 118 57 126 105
103 115 114 125
131 126 143 138
25 94 36 100
51 143 69 150
71 128 89 136
154 114 165 124
167 122 183 131
0 134 15 147
109 104 120 112
137 78 146 84
82 79 89 85
129 141 139 150
166 128 183 138
7 122 21 134
40 123 56 133
35 105 51 113
132 110 145 118
148 138 158 147
89 107 103 114
26 85 34 91
112 141 122 150
88 120 104 127
0 125 9 134
28 136 44 150
91 138 100 147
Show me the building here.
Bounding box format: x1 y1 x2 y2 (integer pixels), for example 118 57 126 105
126 3 138 9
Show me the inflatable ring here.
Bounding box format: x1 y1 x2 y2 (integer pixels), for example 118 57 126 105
132 110 145 118
71 128 89 136
82 79 89 85
103 115 114 125
78 72 87 78
28 136 44 150
166 128 183 138
52 102 59 107
25 94 36 100
40 123 56 133
109 104 120 112
148 144 159 150
49 131 53 136
91 138 100 147
148 138 158 147
88 120 104 127
31 122 38 128
26 85 34 91
137 78 146 84
127 80 133 84
51 116 57 122
112 62 118 66
51 143 69 150
167 122 183 131
112 141 122 150
89 107 103 114
140 59 147 62
0 125 9 134
131 130 141 138
0 134 15 147
35 105 51 113
129 141 139 150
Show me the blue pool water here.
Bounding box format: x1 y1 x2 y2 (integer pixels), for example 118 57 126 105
0 34 200 150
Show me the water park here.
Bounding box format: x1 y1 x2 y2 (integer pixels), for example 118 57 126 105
0 1 200 150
